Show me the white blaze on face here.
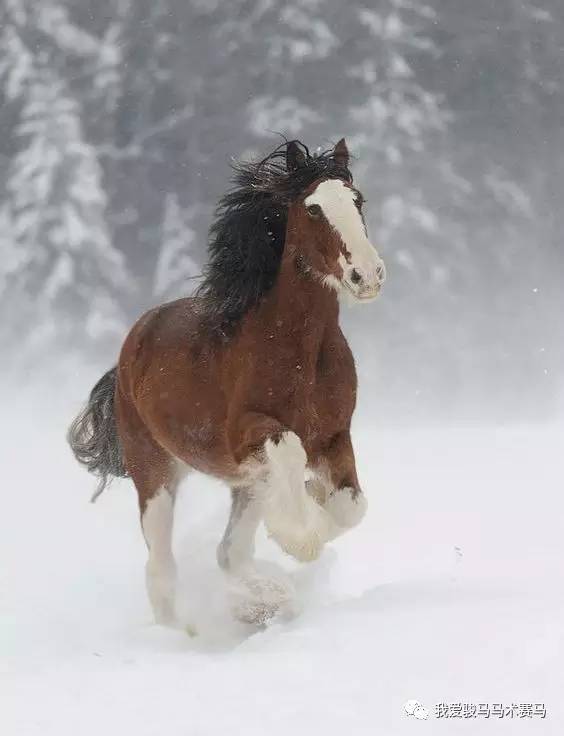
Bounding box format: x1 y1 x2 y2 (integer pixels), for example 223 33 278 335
304 179 385 300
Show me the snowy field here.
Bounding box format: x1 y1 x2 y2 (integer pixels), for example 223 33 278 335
2 394 563 735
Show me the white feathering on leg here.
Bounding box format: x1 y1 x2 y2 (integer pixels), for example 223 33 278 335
218 489 297 625
262 432 336 561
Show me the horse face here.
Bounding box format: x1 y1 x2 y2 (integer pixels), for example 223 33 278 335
297 177 386 301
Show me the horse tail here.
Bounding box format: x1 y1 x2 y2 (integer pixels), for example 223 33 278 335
67 367 127 502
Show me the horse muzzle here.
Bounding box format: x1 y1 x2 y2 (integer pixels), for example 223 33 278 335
343 257 386 301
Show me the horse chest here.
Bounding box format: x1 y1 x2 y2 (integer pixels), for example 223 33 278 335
313 345 356 420
279 337 357 446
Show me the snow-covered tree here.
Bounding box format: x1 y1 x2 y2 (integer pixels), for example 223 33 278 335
0 1 34 101
347 1 448 247
154 193 200 299
86 0 197 296
6 64 127 346
333 1 457 394
0 3 129 358
243 0 337 137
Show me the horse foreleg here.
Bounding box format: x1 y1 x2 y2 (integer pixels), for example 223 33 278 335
308 431 367 539
261 431 336 562
217 488 295 624
233 415 335 562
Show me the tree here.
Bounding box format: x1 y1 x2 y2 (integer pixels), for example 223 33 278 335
336 1 459 403
154 193 200 299
242 0 337 139
0 2 129 360
346 0 448 255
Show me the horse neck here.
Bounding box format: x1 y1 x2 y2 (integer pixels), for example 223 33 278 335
257 235 340 362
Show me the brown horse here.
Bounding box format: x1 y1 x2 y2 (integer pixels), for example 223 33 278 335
68 138 385 626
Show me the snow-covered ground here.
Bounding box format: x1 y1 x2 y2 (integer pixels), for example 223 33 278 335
2 395 563 735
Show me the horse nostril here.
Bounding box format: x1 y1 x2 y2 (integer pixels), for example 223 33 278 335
350 269 362 285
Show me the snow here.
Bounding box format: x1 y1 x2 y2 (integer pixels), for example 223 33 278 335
2 396 563 734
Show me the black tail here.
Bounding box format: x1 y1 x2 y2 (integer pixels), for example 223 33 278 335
67 367 128 502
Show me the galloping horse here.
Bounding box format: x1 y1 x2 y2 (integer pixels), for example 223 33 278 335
68 139 385 625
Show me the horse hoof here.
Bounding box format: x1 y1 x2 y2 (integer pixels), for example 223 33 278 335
232 599 281 626
228 572 296 625
325 488 367 529
274 527 325 562
266 503 336 561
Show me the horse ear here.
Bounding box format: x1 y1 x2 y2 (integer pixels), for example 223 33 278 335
334 138 349 168
286 141 307 172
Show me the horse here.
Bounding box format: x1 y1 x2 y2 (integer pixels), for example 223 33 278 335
68 138 386 626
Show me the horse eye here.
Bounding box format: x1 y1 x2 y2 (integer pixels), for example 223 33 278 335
306 204 322 218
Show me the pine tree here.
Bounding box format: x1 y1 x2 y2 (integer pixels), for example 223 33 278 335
0 2 129 360
347 0 448 247
87 0 196 295
0 0 34 102
154 193 200 300
338 1 456 395
243 0 337 139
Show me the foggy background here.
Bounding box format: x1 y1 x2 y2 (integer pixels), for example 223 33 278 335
0 0 562 421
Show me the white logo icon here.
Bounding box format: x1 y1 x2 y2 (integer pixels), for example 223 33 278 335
403 700 429 720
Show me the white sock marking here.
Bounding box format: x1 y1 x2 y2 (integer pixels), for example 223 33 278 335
218 493 262 573
218 490 297 624
142 488 177 624
262 432 336 561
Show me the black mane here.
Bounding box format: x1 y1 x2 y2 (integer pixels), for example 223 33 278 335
196 140 353 332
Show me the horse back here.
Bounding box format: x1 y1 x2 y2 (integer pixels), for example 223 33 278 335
116 297 236 477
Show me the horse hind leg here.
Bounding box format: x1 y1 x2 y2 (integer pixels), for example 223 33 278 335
217 487 262 573
140 472 180 626
117 398 184 625
217 488 295 625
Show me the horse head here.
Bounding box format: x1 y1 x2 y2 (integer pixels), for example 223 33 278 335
286 138 386 301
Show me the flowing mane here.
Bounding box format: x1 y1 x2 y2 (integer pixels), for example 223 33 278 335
196 140 353 331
